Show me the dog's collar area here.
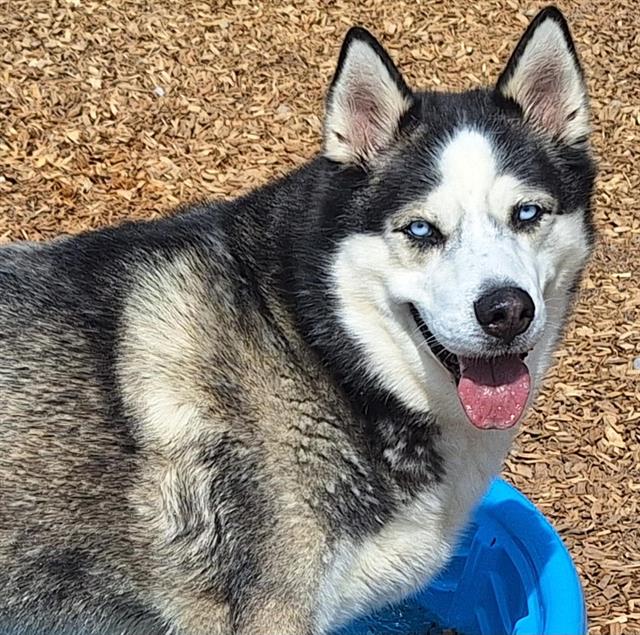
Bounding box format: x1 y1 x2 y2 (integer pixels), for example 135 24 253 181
409 304 461 382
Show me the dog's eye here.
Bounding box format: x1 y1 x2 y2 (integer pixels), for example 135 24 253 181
407 220 435 239
398 220 444 246
514 203 544 225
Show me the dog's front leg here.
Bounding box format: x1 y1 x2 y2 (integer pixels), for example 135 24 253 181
231 568 323 635
167 572 320 635
234 599 315 635
232 522 328 635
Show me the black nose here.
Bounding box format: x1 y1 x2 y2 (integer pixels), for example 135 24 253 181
474 286 535 344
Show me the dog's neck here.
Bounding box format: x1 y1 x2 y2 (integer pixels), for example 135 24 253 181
223 158 445 492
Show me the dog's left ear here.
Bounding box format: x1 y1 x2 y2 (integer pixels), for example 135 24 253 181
324 27 414 164
496 7 589 145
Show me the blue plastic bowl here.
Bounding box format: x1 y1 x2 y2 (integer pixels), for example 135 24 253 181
335 478 587 635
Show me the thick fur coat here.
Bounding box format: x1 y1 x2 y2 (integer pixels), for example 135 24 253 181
0 8 595 634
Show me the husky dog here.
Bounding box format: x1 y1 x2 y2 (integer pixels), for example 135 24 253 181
0 7 595 635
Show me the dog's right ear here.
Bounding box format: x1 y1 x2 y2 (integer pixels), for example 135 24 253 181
323 28 414 165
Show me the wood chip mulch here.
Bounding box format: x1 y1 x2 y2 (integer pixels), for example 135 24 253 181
0 1 638 633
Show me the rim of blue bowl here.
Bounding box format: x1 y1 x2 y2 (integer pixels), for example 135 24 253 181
480 478 588 635
332 477 587 635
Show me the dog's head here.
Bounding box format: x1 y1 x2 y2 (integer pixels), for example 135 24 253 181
319 8 595 430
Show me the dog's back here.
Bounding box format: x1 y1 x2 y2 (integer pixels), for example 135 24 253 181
0 210 361 634
0 225 195 631
0 218 244 630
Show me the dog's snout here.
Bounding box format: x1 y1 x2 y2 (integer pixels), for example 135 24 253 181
474 286 535 344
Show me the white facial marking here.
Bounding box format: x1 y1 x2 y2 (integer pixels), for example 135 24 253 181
416 128 547 356
331 126 590 427
436 129 497 218
331 234 433 412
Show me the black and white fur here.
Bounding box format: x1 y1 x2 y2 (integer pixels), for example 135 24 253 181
0 8 595 635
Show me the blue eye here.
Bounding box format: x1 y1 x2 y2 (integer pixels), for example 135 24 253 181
407 220 434 239
516 203 544 224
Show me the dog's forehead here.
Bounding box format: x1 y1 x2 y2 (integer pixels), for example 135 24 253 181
369 90 589 233
414 126 519 233
437 128 498 206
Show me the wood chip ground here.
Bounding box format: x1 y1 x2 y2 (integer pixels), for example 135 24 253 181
0 1 638 633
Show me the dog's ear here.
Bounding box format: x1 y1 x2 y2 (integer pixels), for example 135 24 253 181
324 27 414 164
496 7 589 146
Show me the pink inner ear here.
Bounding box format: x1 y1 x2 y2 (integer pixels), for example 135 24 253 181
346 86 387 156
520 61 573 136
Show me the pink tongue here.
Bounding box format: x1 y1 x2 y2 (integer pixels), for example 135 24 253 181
457 356 531 430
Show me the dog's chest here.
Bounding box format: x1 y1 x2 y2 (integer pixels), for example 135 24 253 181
315 421 514 633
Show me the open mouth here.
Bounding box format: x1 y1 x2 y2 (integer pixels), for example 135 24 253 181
409 304 531 431
410 305 461 381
